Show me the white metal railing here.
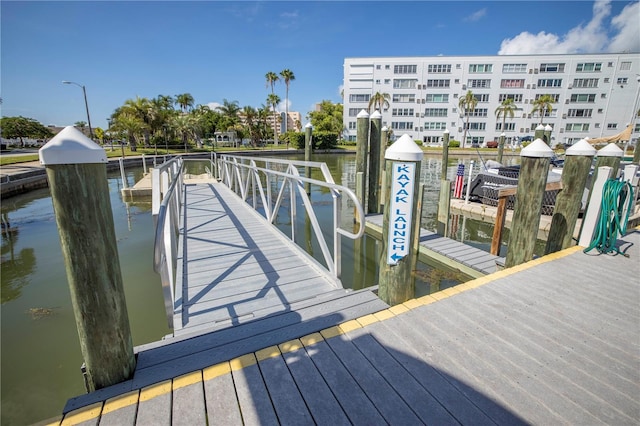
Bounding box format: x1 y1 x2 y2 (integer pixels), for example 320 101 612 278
152 157 184 328
217 154 365 279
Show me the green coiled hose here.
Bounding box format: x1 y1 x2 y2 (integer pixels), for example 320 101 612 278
584 178 635 256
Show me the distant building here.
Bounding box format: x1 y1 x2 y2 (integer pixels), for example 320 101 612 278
343 53 640 147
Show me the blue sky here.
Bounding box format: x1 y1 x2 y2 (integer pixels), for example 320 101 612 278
2 1 638 129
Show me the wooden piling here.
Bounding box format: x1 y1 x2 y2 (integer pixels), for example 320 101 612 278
378 134 423 305
437 129 451 236
505 139 553 268
534 124 545 144
39 127 136 391
585 143 623 210
378 126 389 213
497 132 505 164
355 110 369 207
543 124 553 146
545 139 596 254
368 110 382 214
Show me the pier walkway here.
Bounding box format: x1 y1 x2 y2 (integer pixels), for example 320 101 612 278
59 228 640 425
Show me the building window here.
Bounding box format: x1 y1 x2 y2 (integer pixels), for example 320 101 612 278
598 108 603 113
424 122 447 130
537 79 562 87
426 79 450 88
634 124 640 132
427 64 451 73
620 61 632 71
348 108 361 117
576 62 602 72
463 122 486 130
376 65 381 70
502 63 527 73
536 93 559 102
496 122 516 131
607 123 618 129
617 77 629 85
540 63 565 73
425 94 449 103
424 108 448 117
469 64 493 73
532 108 557 118
392 108 414 116
468 79 491 88
385 65 390 70
394 64 417 74
348 122 357 130
500 79 525 88
349 94 370 103
392 94 415 103
570 93 596 103
464 108 488 117
393 79 418 89
566 123 590 132
473 93 490 102
567 109 592 118
391 121 414 130
573 78 599 88
384 79 390 84
499 93 523 102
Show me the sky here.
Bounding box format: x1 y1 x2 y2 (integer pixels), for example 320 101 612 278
1 0 639 130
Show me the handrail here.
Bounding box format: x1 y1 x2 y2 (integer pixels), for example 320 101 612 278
152 157 184 329
217 154 365 279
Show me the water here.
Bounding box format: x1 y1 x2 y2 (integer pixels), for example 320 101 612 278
1 152 517 425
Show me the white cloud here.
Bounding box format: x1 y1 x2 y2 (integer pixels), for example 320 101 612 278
276 99 292 113
498 0 638 55
463 8 487 22
207 102 222 111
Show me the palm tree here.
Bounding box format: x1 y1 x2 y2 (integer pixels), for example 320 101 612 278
458 90 478 148
265 72 280 144
216 99 241 131
267 93 281 144
242 105 259 146
368 92 390 112
171 114 195 153
175 93 194 113
123 96 152 147
531 94 555 125
280 69 295 132
495 98 517 134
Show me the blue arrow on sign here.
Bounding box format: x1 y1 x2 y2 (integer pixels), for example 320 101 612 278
390 253 404 262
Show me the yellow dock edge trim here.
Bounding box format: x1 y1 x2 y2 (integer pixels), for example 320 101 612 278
300 332 324 347
279 339 303 354
256 345 281 362
101 390 140 415
173 370 203 390
203 361 231 381
139 380 172 402
60 402 103 425
230 353 257 371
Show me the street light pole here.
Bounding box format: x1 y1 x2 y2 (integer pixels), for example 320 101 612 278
63 81 93 140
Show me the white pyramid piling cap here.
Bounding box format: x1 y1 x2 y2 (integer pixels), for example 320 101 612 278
382 126 388 131
305 122 312 129
544 124 553 131
520 138 554 158
357 109 369 118
385 134 424 162
596 143 624 157
370 110 382 119
535 124 545 131
565 139 596 156
39 126 107 165
443 128 450 134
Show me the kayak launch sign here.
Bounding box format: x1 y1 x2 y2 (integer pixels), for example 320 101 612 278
387 162 415 265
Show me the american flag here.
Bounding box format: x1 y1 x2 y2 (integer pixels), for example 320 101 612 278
453 164 465 198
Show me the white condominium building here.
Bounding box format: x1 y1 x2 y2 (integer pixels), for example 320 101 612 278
343 53 640 147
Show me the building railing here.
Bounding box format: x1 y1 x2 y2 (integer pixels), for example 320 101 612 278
217 154 365 279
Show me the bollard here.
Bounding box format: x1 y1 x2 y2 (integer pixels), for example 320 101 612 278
39 126 136 391
437 129 451 236
497 132 506 164
378 134 423 305
355 109 369 207
544 124 553 146
378 126 389 213
505 139 553 268
534 124 545 143
578 166 613 247
305 123 313 195
368 110 382 214
545 139 596 254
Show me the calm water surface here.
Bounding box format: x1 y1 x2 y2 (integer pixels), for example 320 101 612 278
1 152 519 425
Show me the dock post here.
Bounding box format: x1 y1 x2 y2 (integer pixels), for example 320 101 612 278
634 143 640 164
545 139 596 254
437 129 451 236
534 124 545 144
378 134 423 305
39 126 136 391
544 124 553 146
578 166 613 247
505 139 553 268
378 126 389 213
355 110 369 208
497 132 506 163
368 110 382 214
305 123 313 195
119 158 128 189
584 143 624 213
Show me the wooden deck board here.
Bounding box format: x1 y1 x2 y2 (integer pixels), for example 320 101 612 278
203 365 243 426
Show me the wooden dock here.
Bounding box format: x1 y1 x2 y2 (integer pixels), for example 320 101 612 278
58 228 640 425
365 213 503 278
